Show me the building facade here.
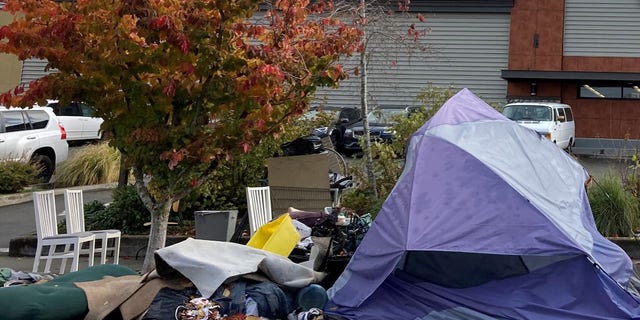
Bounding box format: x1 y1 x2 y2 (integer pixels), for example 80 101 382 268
3 0 640 150
314 0 513 108
503 0 640 153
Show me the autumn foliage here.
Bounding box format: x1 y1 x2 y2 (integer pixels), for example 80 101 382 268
0 0 361 271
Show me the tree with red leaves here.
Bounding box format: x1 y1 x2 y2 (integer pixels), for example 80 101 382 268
0 0 360 272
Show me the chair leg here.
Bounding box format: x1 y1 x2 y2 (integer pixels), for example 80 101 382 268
70 242 80 272
88 239 95 267
45 245 55 273
60 243 71 273
32 243 43 273
99 236 107 265
112 237 121 265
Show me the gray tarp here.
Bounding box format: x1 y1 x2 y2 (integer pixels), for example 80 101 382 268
154 238 325 298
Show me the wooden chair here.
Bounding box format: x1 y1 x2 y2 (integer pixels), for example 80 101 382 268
64 189 121 265
246 186 273 236
32 190 96 273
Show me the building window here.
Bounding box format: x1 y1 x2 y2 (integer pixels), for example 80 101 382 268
579 84 640 99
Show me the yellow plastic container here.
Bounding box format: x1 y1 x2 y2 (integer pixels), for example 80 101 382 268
247 213 300 257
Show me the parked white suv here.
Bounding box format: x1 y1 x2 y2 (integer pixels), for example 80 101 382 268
0 106 69 182
45 100 104 142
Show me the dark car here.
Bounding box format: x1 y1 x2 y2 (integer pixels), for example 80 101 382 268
332 107 408 156
310 107 363 144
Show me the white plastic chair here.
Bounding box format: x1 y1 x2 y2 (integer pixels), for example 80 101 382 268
32 190 96 274
246 186 273 236
64 189 121 265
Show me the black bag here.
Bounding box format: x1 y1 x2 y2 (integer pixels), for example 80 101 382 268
280 135 324 156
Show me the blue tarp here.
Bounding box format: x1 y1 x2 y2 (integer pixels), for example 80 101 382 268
326 89 640 319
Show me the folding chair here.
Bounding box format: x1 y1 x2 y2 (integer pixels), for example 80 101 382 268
246 186 273 236
64 189 121 265
32 190 96 273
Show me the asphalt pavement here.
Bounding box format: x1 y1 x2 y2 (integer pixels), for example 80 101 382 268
575 154 630 179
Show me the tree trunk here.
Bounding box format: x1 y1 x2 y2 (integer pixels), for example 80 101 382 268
118 151 128 187
141 199 171 273
359 0 378 201
132 167 172 274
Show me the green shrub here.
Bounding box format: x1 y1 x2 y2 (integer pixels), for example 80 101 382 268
341 85 455 216
342 187 384 218
180 111 335 217
622 153 640 198
85 186 150 234
0 160 40 193
54 142 121 187
588 172 640 237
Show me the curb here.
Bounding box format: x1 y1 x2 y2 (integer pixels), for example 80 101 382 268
0 183 117 207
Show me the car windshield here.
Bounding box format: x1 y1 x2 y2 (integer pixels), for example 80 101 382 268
366 109 405 124
503 105 552 121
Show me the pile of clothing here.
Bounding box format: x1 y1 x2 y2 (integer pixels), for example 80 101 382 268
290 208 370 258
145 280 327 320
0 239 334 320
287 208 371 289
0 208 370 320
136 238 331 320
0 267 53 287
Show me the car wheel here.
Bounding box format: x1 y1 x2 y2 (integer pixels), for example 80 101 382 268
31 154 54 183
566 138 574 154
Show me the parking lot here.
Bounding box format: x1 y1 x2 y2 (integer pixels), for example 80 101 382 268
575 154 631 179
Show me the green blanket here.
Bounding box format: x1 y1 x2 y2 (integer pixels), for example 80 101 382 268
0 264 138 320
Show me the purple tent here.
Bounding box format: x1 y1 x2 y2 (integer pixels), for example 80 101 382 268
325 89 640 319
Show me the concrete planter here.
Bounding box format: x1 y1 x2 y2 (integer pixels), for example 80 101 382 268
608 237 640 259
9 235 189 259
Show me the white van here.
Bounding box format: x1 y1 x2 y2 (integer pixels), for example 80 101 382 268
502 102 575 150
